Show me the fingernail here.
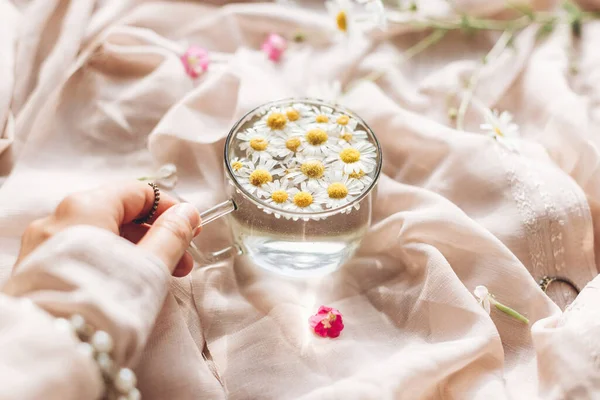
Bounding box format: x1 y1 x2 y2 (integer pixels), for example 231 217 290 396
173 203 200 229
193 225 202 237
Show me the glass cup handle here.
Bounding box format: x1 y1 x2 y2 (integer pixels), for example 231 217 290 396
188 199 238 266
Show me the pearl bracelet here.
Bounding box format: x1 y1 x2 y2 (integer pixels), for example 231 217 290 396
54 314 140 400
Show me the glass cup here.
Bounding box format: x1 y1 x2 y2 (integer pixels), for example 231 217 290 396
211 98 382 277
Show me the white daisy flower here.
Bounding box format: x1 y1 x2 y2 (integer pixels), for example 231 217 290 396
282 103 315 127
298 126 335 157
330 113 358 136
480 109 520 151
318 170 363 210
325 0 386 38
336 128 369 147
253 106 297 136
346 168 374 189
238 128 287 163
262 179 293 216
286 158 329 188
229 157 253 176
286 181 326 215
270 134 304 163
236 159 285 198
305 105 335 128
326 141 377 175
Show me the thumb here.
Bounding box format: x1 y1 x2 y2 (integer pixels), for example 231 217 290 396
137 203 201 272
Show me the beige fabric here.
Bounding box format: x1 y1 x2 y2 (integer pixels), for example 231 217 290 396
0 0 600 399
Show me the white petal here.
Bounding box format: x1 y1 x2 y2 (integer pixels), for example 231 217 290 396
473 285 489 301
157 163 177 177
480 298 491 314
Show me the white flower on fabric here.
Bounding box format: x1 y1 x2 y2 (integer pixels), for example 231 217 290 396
155 163 178 189
306 80 342 103
472 285 530 324
326 141 377 175
138 163 178 189
237 159 285 198
325 0 386 38
157 163 177 178
318 170 363 209
474 285 492 314
286 158 329 187
480 109 520 151
286 182 326 215
238 128 287 163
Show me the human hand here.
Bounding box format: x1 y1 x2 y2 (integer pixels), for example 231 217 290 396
16 181 201 276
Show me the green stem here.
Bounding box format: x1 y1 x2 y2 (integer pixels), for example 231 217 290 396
456 30 513 131
387 11 599 32
343 29 447 93
403 29 448 60
493 301 529 324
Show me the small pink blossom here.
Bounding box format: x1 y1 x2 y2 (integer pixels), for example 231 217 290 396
180 46 210 78
309 306 344 338
261 33 287 62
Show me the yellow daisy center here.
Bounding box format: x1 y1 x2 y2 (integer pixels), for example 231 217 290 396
340 132 353 142
249 137 268 151
494 127 504 137
293 192 313 208
340 148 361 163
285 137 302 152
327 182 348 199
249 169 273 186
349 170 365 179
336 115 349 125
271 190 289 203
286 109 300 121
301 160 325 179
316 114 329 123
306 128 328 146
266 113 287 130
336 11 347 32
231 161 243 171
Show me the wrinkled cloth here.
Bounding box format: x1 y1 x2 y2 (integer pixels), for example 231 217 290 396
0 0 600 399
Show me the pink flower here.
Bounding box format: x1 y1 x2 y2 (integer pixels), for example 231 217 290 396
309 306 344 338
261 33 287 62
180 46 210 78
